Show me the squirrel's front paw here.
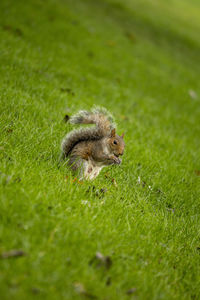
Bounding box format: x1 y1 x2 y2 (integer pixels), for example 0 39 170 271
110 155 121 165
115 157 122 165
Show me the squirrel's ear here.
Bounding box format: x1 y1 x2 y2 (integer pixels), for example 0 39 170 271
121 132 125 138
110 128 116 137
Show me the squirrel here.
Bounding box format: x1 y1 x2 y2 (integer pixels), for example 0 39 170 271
61 107 125 180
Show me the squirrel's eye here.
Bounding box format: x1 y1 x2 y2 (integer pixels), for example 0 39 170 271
113 140 118 145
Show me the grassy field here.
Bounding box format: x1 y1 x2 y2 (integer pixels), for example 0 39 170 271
0 0 200 299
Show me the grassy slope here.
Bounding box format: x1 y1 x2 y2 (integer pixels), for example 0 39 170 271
0 0 200 299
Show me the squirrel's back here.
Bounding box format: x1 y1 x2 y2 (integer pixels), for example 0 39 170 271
61 107 116 158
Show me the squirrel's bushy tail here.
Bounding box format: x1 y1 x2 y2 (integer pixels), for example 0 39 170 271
70 106 115 133
61 106 116 157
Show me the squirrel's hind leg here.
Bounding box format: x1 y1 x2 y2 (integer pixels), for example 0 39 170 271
68 155 86 178
68 156 103 180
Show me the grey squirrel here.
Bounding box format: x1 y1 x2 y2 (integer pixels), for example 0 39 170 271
61 107 125 180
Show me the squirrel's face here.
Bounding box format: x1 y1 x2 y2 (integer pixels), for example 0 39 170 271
108 129 125 157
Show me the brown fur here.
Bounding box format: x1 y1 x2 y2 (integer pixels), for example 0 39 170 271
61 107 116 158
61 107 125 179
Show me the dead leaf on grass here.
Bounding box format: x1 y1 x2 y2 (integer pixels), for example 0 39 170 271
89 252 112 270
194 170 200 176
111 178 118 188
2 25 23 36
66 177 83 185
60 88 75 95
6 128 13 133
126 288 137 295
1 249 26 259
72 177 83 184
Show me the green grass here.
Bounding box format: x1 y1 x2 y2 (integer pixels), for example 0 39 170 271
0 0 200 299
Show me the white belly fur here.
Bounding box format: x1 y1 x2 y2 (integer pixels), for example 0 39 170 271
83 159 104 180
